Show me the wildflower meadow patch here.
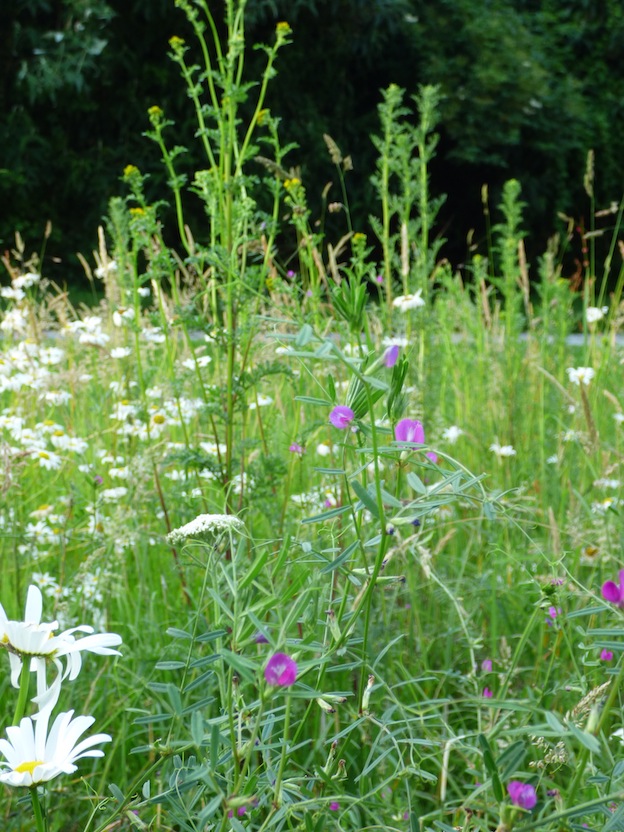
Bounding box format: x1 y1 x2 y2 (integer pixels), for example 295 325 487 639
2 1 624 831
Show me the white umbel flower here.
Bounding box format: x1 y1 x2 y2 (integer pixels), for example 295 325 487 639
586 306 608 324
167 513 244 544
0 710 110 787
0 586 122 714
566 367 595 386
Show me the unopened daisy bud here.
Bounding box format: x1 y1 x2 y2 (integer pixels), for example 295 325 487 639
361 674 375 713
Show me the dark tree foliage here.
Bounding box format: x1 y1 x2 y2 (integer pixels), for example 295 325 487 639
2 0 624 284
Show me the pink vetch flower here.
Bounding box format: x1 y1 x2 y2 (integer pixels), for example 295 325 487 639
482 687 494 698
546 606 562 626
426 451 438 464
600 649 614 662
289 442 304 455
264 652 297 687
384 345 400 368
329 405 355 430
507 781 537 810
602 570 624 608
481 658 493 672
329 801 340 811
394 418 424 444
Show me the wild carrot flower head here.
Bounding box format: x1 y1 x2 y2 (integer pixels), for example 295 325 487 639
329 406 355 430
265 652 297 687
507 781 537 810
602 570 624 608
395 418 424 444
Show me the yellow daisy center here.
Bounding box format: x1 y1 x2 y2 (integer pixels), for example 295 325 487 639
15 760 44 775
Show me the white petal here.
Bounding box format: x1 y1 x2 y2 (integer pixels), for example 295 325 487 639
24 585 43 624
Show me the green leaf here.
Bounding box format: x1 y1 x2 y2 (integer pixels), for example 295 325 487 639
567 723 601 754
320 540 359 573
155 660 186 671
478 734 504 802
191 710 204 746
240 546 270 589
294 395 333 406
407 472 427 494
108 783 125 804
302 504 351 524
295 323 314 346
350 479 380 518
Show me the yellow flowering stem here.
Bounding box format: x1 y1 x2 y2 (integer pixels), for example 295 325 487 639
30 786 46 832
12 663 31 725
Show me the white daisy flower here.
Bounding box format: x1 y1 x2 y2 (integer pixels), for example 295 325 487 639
0 586 122 714
566 367 595 386
392 291 425 312
442 425 464 443
0 710 110 787
489 442 516 458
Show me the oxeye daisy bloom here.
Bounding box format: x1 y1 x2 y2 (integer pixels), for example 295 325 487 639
507 781 537 810
602 570 624 608
0 710 110 787
394 418 424 444
264 652 297 687
392 291 425 312
0 586 122 714
329 405 355 430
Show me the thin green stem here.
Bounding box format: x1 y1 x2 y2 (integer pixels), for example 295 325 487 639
13 663 31 725
30 787 46 832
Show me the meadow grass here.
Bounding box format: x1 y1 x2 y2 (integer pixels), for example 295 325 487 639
2 2 624 831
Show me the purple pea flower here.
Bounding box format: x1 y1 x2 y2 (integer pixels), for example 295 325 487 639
602 570 624 608
507 781 537 810
254 632 269 644
329 801 340 811
426 451 438 464
481 658 492 672
265 652 297 687
600 649 614 662
289 442 304 455
329 405 355 430
395 418 425 444
384 345 399 368
482 687 493 698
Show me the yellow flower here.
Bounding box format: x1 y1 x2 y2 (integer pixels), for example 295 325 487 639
352 232 367 244
148 105 164 126
257 108 270 126
169 35 185 49
123 164 139 180
284 177 301 191
129 207 145 217
276 21 292 36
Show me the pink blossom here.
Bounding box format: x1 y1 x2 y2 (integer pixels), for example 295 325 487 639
507 781 537 810
329 405 355 430
384 345 399 368
265 652 297 687
600 649 614 661
394 418 424 444
602 570 624 608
